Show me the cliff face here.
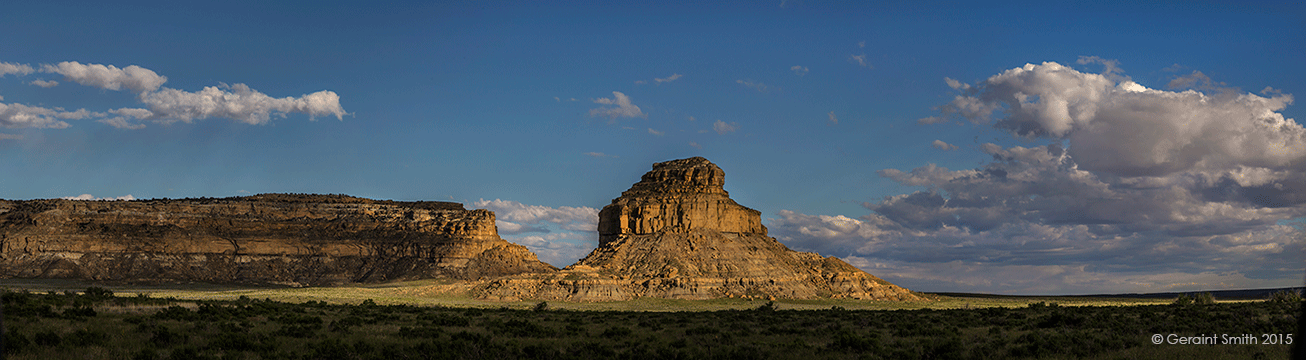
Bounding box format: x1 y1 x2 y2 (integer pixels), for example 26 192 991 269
597 157 766 245
476 157 922 302
0 194 556 286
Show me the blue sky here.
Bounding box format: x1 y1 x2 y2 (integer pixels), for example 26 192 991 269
2 1 1303 294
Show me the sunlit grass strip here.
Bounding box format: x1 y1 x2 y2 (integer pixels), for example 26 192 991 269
0 279 1198 311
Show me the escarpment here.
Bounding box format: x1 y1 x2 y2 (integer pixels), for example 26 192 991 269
0 194 556 286
475 157 922 302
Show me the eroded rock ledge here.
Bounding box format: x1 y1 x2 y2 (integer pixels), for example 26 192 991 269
0 194 556 286
475 157 922 302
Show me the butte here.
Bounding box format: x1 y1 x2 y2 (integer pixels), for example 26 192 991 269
476 157 922 301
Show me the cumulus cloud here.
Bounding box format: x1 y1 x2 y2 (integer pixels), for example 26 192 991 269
62 194 135 201
0 62 34 77
0 60 347 130
589 91 646 119
471 199 599 232
1075 55 1125 81
647 128 663 136
770 60 1305 294
944 77 970 90
654 73 682 83
511 232 598 267
712 120 737 134
0 102 96 129
29 79 58 88
469 199 601 266
791 65 809 76
827 111 838 126
938 61 1302 177
138 83 347 125
41 61 166 93
931 140 958 150
736 79 774 93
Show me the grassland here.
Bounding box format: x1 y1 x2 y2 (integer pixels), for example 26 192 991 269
0 279 1177 311
0 279 1298 359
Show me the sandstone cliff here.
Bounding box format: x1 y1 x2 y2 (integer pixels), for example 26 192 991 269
475 157 922 302
0 194 556 286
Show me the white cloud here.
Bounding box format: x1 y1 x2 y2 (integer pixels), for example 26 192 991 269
943 77 969 90
98 117 145 129
712 120 737 134
791 65 809 76
939 61 1303 178
931 140 958 150
41 61 166 93
62 194 135 201
0 62 34 77
588 91 646 119
827 111 838 125
509 232 597 267
849 54 870 68
29 79 58 88
858 41 865 48
689 141 702 149
767 59 1306 294
736 79 774 93
469 199 602 267
0 102 96 129
0 133 21 140
654 73 682 83
634 80 647 84
1076 55 1125 81
647 128 663 136
0 60 347 129
916 116 947 125
769 207 1305 294
471 199 599 231
583 152 617 158
137 83 346 125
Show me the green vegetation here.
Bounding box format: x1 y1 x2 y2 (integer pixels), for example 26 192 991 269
1 286 1297 359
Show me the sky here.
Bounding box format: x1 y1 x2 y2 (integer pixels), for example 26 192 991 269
2 1 1304 295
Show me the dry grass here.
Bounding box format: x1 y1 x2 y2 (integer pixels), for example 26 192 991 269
0 278 1193 311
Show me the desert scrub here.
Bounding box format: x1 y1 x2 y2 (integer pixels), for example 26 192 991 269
0 288 1297 360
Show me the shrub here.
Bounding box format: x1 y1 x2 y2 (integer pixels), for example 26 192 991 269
1268 290 1302 304
84 286 114 300
601 326 633 338
1172 294 1194 306
1193 292 1216 305
534 301 549 312
33 330 62 347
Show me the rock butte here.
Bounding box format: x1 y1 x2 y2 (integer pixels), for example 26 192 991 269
474 157 922 301
0 194 555 286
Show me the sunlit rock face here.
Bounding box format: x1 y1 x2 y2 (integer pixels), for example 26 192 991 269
597 157 766 245
0 194 556 286
476 157 922 302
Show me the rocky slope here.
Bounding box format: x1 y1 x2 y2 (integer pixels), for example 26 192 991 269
475 157 922 301
0 194 556 286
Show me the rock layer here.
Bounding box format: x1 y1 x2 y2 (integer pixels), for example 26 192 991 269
476 157 921 301
0 194 556 286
